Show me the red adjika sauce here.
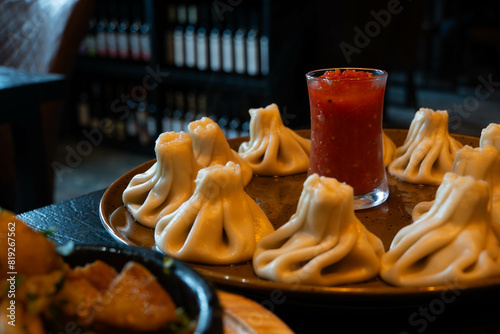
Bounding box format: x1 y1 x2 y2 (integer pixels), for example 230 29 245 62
307 69 386 195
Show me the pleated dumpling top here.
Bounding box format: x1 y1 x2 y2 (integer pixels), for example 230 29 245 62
122 132 201 228
381 173 500 287
413 123 500 227
238 103 310 176
188 117 253 186
154 162 274 265
253 174 384 286
388 108 463 185
479 123 500 231
480 123 500 150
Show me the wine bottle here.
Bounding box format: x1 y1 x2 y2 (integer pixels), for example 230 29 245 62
80 17 97 57
129 2 142 61
196 92 208 120
164 3 176 65
172 90 185 132
221 12 234 73
184 4 197 68
136 101 149 145
77 91 90 128
173 4 187 67
146 103 158 142
89 81 102 131
125 98 138 138
162 90 175 131
184 91 197 131
234 11 246 75
209 27 222 71
246 7 260 76
228 117 240 138
260 35 270 76
105 1 118 59
95 3 108 58
140 22 152 62
115 83 127 141
117 3 130 60
196 4 209 71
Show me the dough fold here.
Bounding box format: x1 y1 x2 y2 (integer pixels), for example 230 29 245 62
188 117 253 186
388 108 463 185
253 174 384 286
413 123 500 231
238 103 310 176
381 173 500 287
123 132 201 228
155 162 274 264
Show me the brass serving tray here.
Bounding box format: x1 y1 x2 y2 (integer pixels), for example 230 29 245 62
99 129 499 303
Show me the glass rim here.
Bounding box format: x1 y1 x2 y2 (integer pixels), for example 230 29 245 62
306 68 388 82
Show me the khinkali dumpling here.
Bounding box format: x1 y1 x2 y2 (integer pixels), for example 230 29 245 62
188 117 253 186
479 123 500 230
381 173 500 287
412 144 500 225
123 132 201 228
155 162 274 265
252 174 384 286
383 131 396 166
480 123 500 149
388 108 463 185
238 103 311 176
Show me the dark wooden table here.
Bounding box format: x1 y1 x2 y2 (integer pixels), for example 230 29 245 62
0 66 68 212
18 190 500 334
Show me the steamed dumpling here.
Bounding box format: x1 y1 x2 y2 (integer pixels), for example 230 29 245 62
238 103 311 176
381 173 500 287
413 144 500 226
388 108 463 185
188 117 253 186
479 123 500 231
480 123 500 149
123 132 201 228
383 131 396 166
252 174 384 286
155 162 274 265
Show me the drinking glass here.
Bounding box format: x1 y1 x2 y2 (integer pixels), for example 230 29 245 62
306 68 389 210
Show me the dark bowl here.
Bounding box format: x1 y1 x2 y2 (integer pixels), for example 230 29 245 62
62 244 223 334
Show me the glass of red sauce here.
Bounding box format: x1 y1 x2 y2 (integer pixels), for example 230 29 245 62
306 68 389 210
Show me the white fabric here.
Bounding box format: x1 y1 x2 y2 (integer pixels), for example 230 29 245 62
123 132 201 228
238 104 310 176
252 174 384 286
388 108 463 185
188 117 253 186
381 173 500 287
155 162 274 265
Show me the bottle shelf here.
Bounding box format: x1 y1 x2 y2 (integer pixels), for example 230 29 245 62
75 56 151 79
69 0 309 152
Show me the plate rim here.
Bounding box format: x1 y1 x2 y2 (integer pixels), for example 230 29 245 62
98 129 500 301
